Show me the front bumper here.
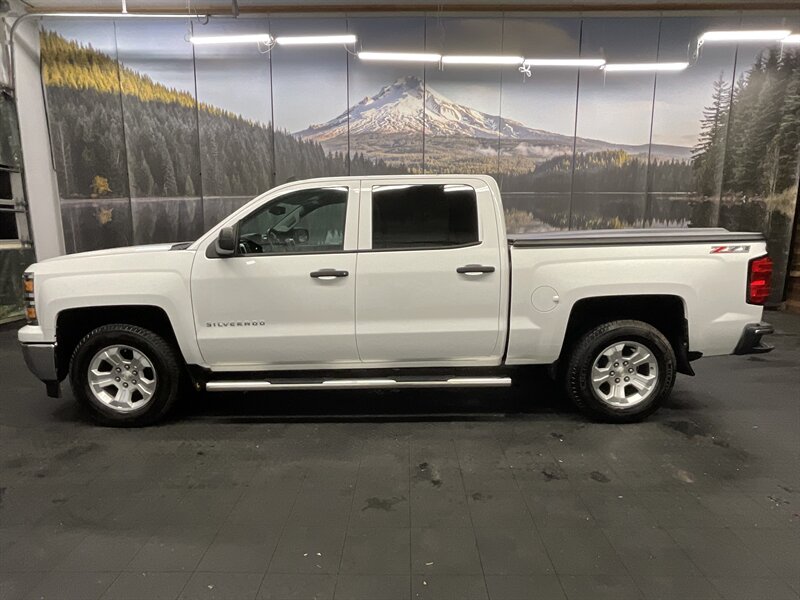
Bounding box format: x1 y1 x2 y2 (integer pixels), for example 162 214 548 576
20 342 61 397
733 322 774 355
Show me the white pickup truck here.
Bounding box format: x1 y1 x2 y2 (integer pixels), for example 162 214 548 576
19 175 774 426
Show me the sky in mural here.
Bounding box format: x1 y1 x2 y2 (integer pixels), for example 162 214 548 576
44 14 798 148
38 12 800 302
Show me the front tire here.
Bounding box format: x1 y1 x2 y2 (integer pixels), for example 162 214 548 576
564 320 676 423
69 324 181 426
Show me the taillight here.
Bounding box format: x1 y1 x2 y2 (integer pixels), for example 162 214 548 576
747 255 772 305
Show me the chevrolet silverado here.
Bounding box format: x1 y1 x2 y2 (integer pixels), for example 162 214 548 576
19 175 774 425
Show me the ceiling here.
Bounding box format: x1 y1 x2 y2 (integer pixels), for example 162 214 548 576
18 0 800 13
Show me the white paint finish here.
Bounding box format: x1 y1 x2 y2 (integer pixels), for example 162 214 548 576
42 243 177 261
504 241 766 364
354 245 503 362
19 174 765 379
191 252 359 366
19 246 204 364
190 182 361 367
354 176 508 364
10 16 65 260
205 356 503 371
18 324 47 343
531 285 559 312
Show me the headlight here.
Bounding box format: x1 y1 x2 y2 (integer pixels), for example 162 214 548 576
23 273 37 324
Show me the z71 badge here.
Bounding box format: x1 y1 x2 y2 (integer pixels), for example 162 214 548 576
710 245 750 254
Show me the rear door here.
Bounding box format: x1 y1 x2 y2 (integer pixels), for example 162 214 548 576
355 178 504 365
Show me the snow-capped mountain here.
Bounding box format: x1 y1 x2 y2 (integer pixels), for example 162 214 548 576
296 75 572 143
294 75 690 164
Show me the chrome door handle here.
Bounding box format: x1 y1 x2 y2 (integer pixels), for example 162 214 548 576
310 269 349 279
456 264 495 274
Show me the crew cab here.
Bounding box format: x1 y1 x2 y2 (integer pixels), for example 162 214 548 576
19 175 774 426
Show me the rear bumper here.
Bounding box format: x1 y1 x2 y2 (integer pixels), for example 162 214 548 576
733 322 774 355
20 342 61 397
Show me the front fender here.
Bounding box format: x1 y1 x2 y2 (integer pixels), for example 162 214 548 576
28 251 203 366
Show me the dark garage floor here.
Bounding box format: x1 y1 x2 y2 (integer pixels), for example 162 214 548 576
1 313 798 600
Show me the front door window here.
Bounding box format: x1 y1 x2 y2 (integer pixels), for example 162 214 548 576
237 186 348 255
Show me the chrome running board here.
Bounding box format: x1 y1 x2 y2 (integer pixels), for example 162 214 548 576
205 377 512 392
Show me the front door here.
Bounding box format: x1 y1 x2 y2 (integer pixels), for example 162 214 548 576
355 180 504 365
191 182 360 369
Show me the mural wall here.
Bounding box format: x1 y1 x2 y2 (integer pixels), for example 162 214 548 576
40 13 800 301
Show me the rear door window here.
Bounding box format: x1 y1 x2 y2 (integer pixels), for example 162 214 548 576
371 184 479 250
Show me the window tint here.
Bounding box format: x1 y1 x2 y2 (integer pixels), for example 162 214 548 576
371 184 479 250
237 187 347 255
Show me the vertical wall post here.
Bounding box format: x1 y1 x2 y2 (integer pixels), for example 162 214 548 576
10 15 65 259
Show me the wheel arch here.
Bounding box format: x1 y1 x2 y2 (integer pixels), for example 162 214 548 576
55 305 182 380
560 294 694 375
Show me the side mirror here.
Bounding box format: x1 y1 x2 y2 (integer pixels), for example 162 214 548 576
215 226 236 256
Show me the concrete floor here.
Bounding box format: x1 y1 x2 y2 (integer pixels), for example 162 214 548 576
1 313 798 600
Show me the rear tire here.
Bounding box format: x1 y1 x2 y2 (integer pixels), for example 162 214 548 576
564 320 676 423
69 324 181 427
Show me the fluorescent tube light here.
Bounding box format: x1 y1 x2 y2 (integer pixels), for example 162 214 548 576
190 33 273 45
358 51 442 62
700 30 791 43
782 34 800 44
442 55 523 65
523 58 606 67
44 12 202 18
275 35 356 46
603 62 689 72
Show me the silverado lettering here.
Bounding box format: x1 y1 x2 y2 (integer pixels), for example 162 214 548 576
205 321 266 327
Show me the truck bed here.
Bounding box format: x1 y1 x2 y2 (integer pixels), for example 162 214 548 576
508 227 765 248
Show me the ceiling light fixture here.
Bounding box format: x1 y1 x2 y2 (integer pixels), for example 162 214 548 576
699 29 792 43
44 12 202 18
358 51 442 62
274 34 357 46
442 55 523 65
782 34 800 44
189 33 273 45
523 58 606 67
603 62 689 72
